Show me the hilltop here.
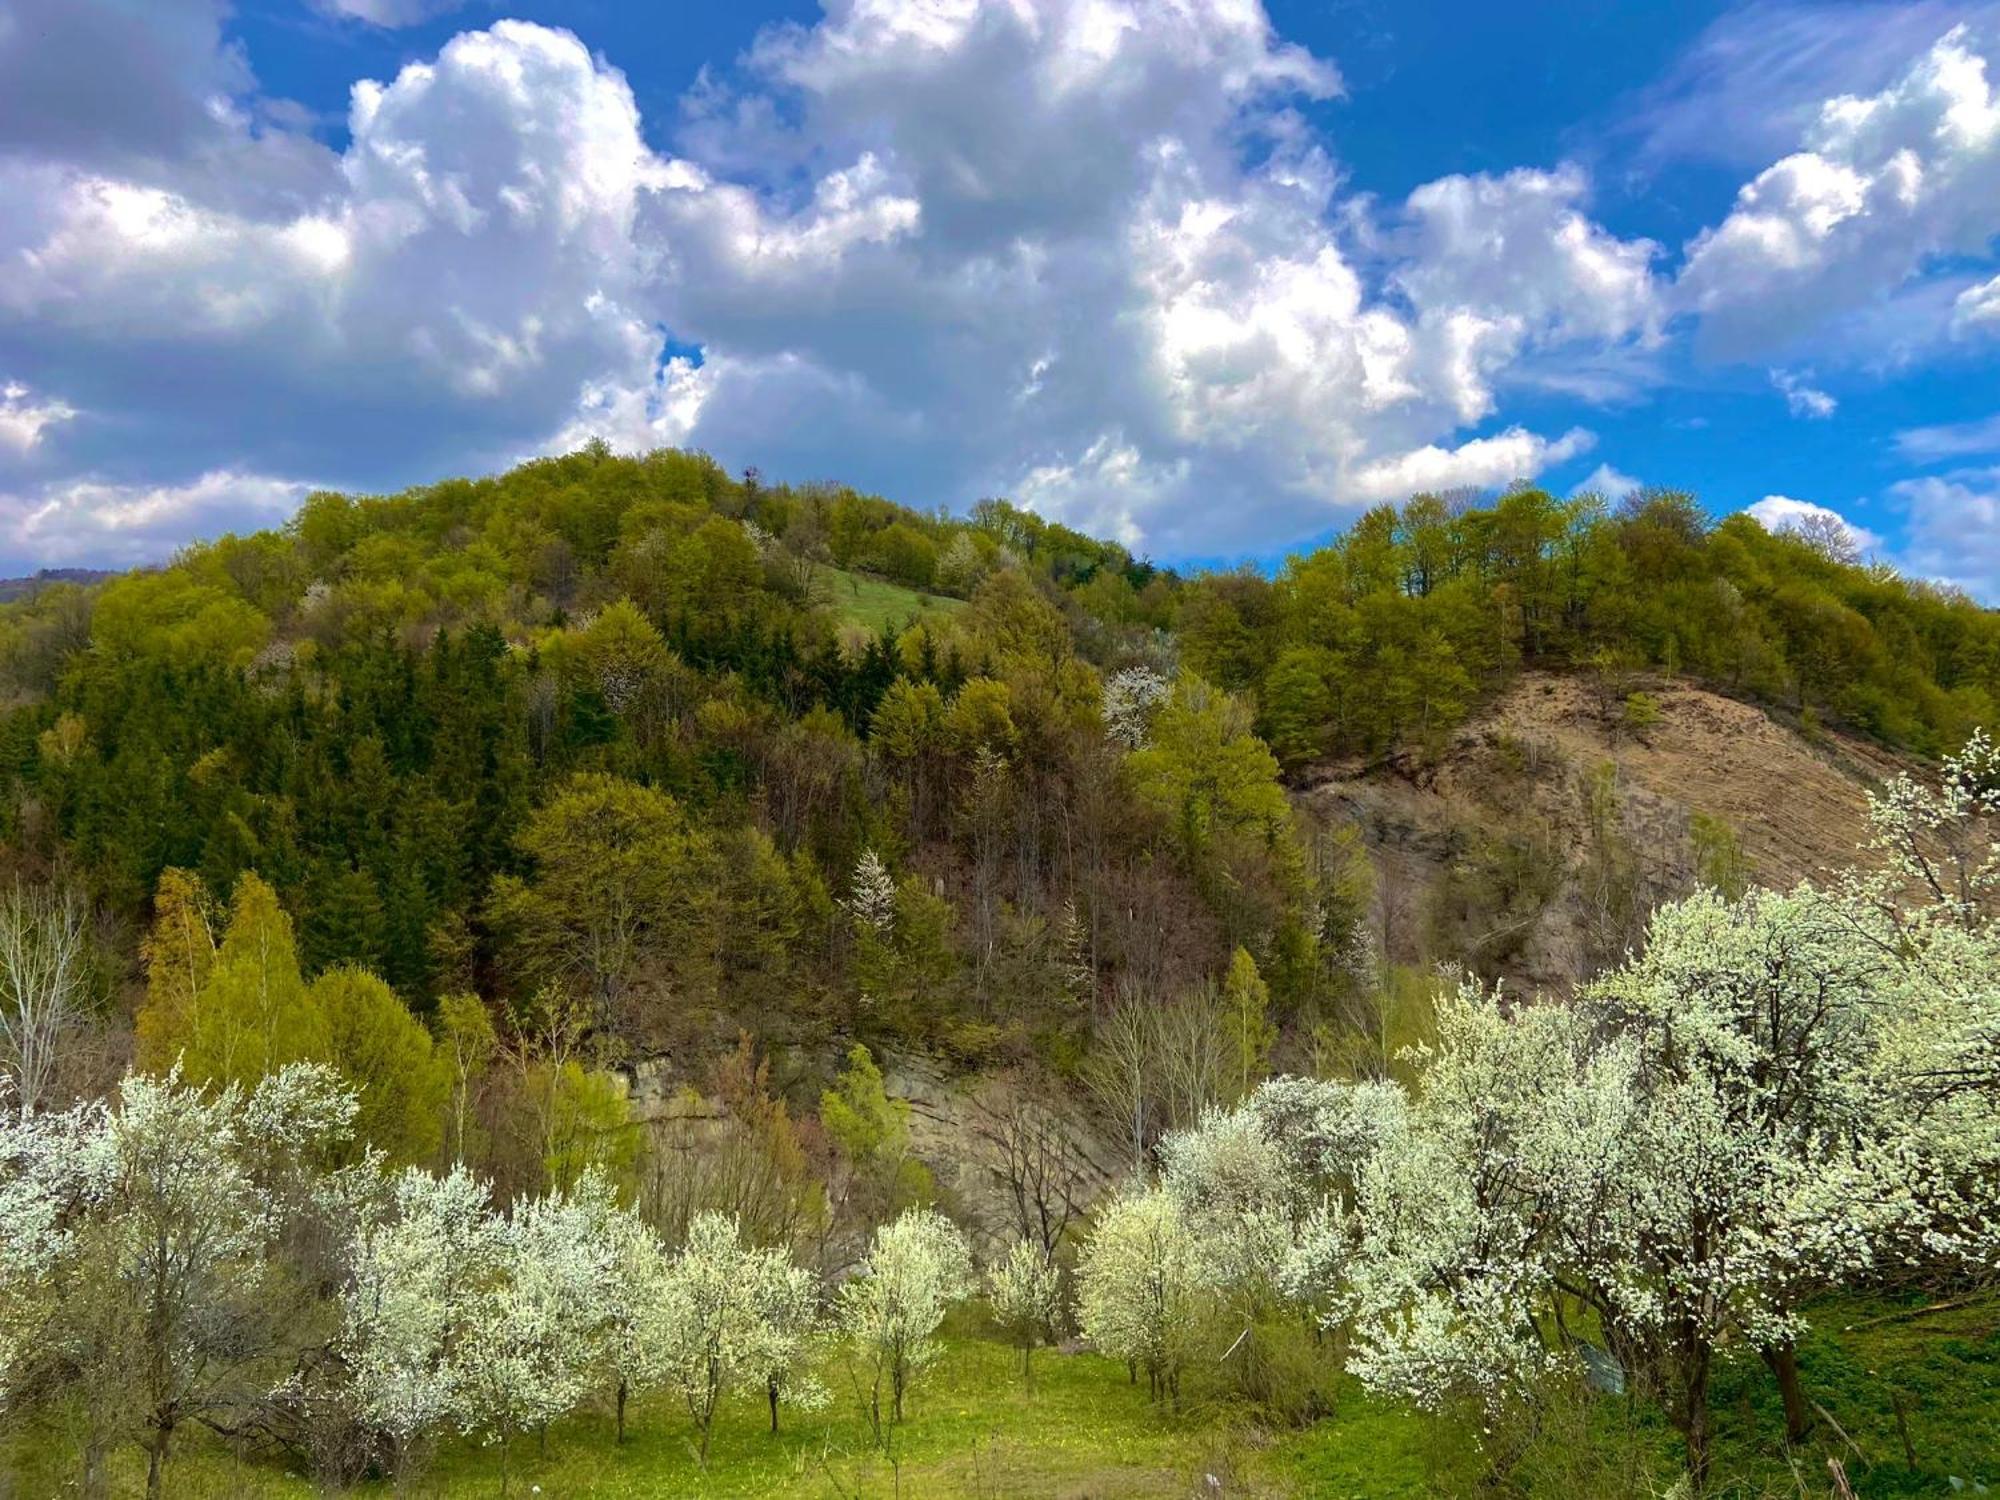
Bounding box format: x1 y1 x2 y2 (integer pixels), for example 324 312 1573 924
0 446 1997 1500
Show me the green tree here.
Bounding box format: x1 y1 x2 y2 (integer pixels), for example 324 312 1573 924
486 773 718 1026
302 863 384 976
820 1044 932 1221
1259 647 1336 768
138 871 327 1087
309 967 449 1164
1221 947 1275 1100
435 991 499 1165
1126 676 1289 857
134 868 216 1067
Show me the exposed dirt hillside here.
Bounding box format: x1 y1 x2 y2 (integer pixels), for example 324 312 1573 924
1299 672 1914 994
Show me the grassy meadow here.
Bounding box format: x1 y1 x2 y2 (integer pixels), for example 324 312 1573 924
824 567 968 634
8 1293 1997 1498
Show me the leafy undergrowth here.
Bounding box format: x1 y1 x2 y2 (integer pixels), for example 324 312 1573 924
825 567 967 633
12 1295 1995 1498
1703 1292 2000 1498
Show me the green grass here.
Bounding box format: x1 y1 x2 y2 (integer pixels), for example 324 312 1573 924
11 1294 1997 1498
824 567 966 634
9 1324 1413 1499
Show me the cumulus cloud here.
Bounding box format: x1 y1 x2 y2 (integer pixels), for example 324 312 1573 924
13 0 1652 560
0 19 665 500
0 382 77 456
607 0 1655 552
1770 368 1837 418
1571 462 1643 501
1888 468 2000 597
1395 166 1661 346
1744 494 1883 556
1676 26 2000 359
0 0 1995 572
1622 1 2000 170
0 0 339 217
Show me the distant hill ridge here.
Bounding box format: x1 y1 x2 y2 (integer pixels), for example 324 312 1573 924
0 567 117 603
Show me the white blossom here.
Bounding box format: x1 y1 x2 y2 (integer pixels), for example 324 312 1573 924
847 850 897 935
1076 1188 1206 1403
1102 667 1170 750
453 1177 620 1465
654 1210 824 1462
338 1165 507 1463
837 1207 972 1425
985 1237 1063 1381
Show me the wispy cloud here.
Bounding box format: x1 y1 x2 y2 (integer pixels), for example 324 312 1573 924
1895 412 2000 462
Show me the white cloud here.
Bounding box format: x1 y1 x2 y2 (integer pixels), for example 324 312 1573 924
1895 410 2000 460
1571 462 1643 501
1621 1 2000 170
1395 165 1662 347
617 1 1649 552
0 470 310 568
1744 494 1884 555
0 20 666 495
1676 26 2000 359
1770 368 1837 418
1888 467 2000 598
312 0 469 24
0 0 340 218
1 0 1994 574
1956 271 2000 332
1346 428 1595 502
0 382 77 456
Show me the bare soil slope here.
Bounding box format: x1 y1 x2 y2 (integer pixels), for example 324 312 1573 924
1300 672 1914 993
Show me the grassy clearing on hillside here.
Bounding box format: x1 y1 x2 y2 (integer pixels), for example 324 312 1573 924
9 1295 1996 1497
824 567 967 633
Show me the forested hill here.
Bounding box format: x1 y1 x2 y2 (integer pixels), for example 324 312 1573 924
0 443 1994 1079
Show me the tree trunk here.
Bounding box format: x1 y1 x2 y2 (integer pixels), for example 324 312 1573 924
498 1430 510 1500
81 1428 108 1500
1681 1353 1712 1496
768 1378 780 1434
892 1363 905 1423
1765 1342 1812 1444
145 1422 172 1500
616 1377 628 1445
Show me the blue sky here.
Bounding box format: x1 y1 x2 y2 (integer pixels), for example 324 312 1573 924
2 1 1999 597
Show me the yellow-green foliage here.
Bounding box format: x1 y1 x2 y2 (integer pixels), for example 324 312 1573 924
486 772 720 1017
821 1043 934 1213
1221 947 1275 1100
310 967 449 1164
139 871 326 1085
1126 676 1289 853
136 870 448 1163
